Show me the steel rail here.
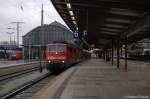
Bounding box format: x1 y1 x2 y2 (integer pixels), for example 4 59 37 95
0 67 40 82
0 73 50 99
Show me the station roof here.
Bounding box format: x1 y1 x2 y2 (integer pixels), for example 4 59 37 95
51 0 150 48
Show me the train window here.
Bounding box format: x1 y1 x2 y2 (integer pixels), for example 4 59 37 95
48 45 65 52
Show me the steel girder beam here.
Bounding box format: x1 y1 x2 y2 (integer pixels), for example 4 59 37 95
126 12 150 38
54 1 149 11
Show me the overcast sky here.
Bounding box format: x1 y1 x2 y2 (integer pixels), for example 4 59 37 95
0 0 67 44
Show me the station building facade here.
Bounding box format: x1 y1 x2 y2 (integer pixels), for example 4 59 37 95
23 21 74 59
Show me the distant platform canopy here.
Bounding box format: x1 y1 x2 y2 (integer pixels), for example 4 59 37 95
51 0 150 48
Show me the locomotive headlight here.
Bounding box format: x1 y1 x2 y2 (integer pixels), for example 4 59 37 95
48 60 51 63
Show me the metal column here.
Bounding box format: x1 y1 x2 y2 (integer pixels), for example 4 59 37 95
117 38 120 69
39 46 43 73
104 51 106 60
104 51 106 61
111 40 114 65
22 46 25 60
125 37 128 72
106 50 108 61
102 51 104 59
121 46 123 58
108 49 110 61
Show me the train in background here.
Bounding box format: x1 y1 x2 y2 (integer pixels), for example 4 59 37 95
0 47 7 59
128 48 150 61
45 43 91 74
0 45 22 60
9 48 23 60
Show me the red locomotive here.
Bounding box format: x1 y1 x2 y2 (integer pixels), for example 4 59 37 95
46 43 90 74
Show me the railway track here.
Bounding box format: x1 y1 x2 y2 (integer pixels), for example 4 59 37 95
0 62 45 82
0 67 40 82
1 73 52 99
0 61 58 99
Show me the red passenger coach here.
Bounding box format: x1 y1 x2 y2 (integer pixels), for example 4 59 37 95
46 43 79 73
9 48 23 60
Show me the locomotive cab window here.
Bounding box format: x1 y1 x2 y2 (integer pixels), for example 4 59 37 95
48 45 65 52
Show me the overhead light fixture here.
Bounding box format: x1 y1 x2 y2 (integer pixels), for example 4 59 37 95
76 27 79 30
66 1 78 29
66 3 71 9
71 16 75 20
73 21 77 25
69 10 74 16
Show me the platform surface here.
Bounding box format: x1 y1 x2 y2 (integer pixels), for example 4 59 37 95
32 59 150 99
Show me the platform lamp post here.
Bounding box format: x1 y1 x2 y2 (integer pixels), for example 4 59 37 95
124 37 128 72
29 37 33 62
39 3 44 73
22 36 25 61
6 32 14 44
8 27 15 30
7 27 15 44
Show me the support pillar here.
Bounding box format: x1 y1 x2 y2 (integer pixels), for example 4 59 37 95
108 49 110 61
117 38 120 69
121 46 123 58
105 50 107 61
103 51 105 60
125 37 128 72
104 50 106 60
22 46 25 60
102 51 105 59
106 50 108 61
106 50 109 61
39 46 43 73
111 40 114 65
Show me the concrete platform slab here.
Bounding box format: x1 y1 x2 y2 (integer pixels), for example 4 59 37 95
31 59 150 99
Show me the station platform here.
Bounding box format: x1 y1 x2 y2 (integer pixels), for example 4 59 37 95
31 59 150 99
